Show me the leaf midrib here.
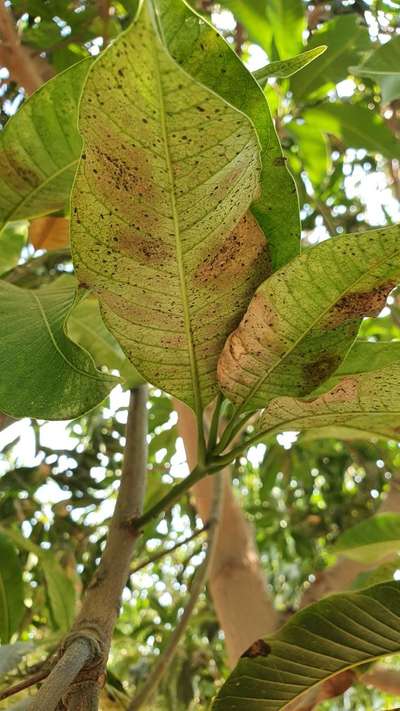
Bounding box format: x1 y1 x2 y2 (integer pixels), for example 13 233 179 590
236 240 400 414
152 17 203 417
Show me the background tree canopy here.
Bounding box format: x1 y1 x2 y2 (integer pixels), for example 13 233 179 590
0 0 400 709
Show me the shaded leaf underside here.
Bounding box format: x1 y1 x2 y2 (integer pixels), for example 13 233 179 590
212 582 400 710
0 279 115 419
71 2 269 410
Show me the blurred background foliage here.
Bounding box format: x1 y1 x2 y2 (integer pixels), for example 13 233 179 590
0 0 400 708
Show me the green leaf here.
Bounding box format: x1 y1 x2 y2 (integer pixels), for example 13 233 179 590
67 291 144 388
351 35 400 79
304 103 400 160
212 581 400 710
71 1 270 411
154 0 300 269
290 14 370 101
41 554 76 631
219 1 273 54
285 121 331 186
352 561 400 591
254 46 327 83
0 642 35 677
333 514 400 565
0 279 116 420
0 528 76 632
0 58 91 230
0 223 27 276
218 224 400 411
257 357 400 442
264 0 306 60
0 533 24 643
351 36 400 104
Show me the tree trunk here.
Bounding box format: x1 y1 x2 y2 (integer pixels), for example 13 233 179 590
175 400 279 667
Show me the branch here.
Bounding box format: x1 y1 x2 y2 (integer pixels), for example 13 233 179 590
130 525 208 575
128 473 224 710
29 386 148 711
362 665 400 695
0 1 43 94
0 668 50 702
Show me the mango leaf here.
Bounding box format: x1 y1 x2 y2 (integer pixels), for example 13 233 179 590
0 279 116 419
212 581 400 710
0 533 24 643
257 359 400 442
351 35 400 104
218 1 273 54
290 14 370 101
0 223 27 275
285 121 331 186
155 0 300 269
0 57 91 230
352 561 400 591
264 0 306 60
304 103 400 160
68 294 144 388
333 514 400 565
0 528 75 632
218 224 400 411
0 642 35 677
254 46 327 83
29 216 69 251
71 1 270 412
351 35 400 79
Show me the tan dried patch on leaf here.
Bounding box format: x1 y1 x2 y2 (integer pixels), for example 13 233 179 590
29 216 69 251
324 282 397 329
195 212 270 288
217 291 279 401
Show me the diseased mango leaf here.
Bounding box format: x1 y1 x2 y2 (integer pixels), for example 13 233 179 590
71 1 269 412
254 46 327 83
154 0 300 269
212 581 400 710
68 293 144 388
0 57 91 230
333 514 400 565
29 216 69 251
0 279 116 419
257 359 400 442
218 224 400 411
0 223 27 276
290 14 370 101
304 103 400 160
351 35 400 104
0 533 24 643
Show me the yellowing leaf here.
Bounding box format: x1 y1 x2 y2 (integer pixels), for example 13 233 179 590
29 216 69 251
218 224 400 412
71 2 268 412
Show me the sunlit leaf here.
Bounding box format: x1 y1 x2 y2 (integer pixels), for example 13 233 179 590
71 1 269 411
291 14 370 101
0 58 91 230
0 279 116 419
0 223 27 276
212 581 400 710
218 224 400 411
254 46 327 83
